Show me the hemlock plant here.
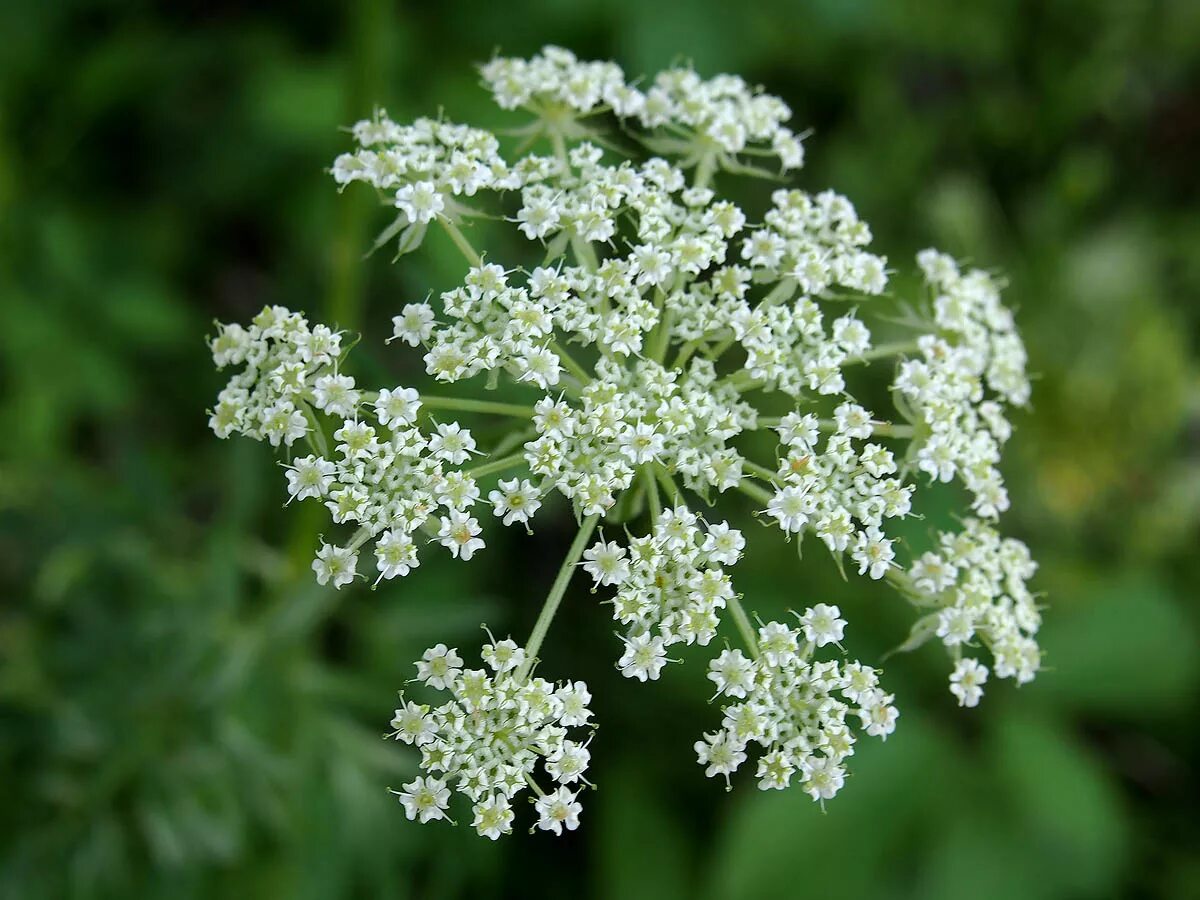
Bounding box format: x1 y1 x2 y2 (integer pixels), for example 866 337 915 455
208 46 1040 839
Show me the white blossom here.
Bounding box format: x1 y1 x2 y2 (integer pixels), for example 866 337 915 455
209 46 1041 836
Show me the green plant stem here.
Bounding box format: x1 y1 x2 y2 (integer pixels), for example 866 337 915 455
643 466 663 521
813 418 915 439
440 217 483 267
736 479 774 505
728 595 760 660
849 340 920 364
654 464 683 506
521 513 600 670
724 372 765 393
872 423 916 438
465 452 526 480
419 395 535 418
298 400 330 457
549 339 592 385
693 151 717 190
672 339 702 369
741 458 781 485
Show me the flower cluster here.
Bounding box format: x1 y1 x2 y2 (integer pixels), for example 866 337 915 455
762 404 914 578
208 305 344 448
478 45 804 171
636 68 806 170
700 611 897 801
480 45 638 118
900 519 1041 706
390 638 594 838
526 357 755 515
583 505 744 678
896 250 1031 518
331 113 515 227
207 46 1042 838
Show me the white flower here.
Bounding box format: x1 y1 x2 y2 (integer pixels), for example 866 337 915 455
428 422 476 464
851 527 894 580
859 692 899 739
618 633 668 682
949 658 989 708
437 511 485 560
617 421 665 465
375 386 422 427
708 648 755 698
766 485 813 534
701 522 744 566
802 757 845 801
481 638 526 673
471 795 514 840
416 643 464 690
375 528 420 580
313 373 360 417
396 776 450 823
312 542 358 588
695 730 747 784
534 787 583 835
582 540 629 586
488 478 542 526
210 46 1041 834
286 455 336 501
390 700 435 745
799 604 846 648
757 622 799 667
394 180 445 224
392 303 436 346
545 742 591 784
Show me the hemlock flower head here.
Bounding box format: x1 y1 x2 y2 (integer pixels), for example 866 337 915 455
207 45 1042 838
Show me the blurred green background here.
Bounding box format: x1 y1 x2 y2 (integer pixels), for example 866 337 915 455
2 1 1199 897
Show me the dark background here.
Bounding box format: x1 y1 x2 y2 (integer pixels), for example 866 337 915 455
2 1 1199 898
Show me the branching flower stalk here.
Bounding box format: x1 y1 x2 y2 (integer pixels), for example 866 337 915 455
208 46 1041 839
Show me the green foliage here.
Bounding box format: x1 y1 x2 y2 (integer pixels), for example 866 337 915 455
1 0 1197 897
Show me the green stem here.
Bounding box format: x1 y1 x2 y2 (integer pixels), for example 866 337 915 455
465 452 526 480
723 372 765 393
571 235 600 272
728 595 760 660
693 151 717 191
761 277 797 308
850 340 920 364
643 466 663 521
814 418 915 439
521 513 600 670
672 338 702 370
440 217 483 267
549 339 592 385
419 395 535 418
298 400 330 458
742 458 781 485
549 129 569 167
347 525 373 552
736 478 774 506
872 423 916 439
654 464 683 506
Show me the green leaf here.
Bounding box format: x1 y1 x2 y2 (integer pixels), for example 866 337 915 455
596 763 693 900
987 708 1128 896
706 715 953 900
884 611 941 660
1029 573 1199 716
392 220 428 260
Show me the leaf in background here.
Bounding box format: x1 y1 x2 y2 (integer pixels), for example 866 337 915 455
595 762 693 900
705 715 954 900
987 707 1129 897
1029 574 1199 716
